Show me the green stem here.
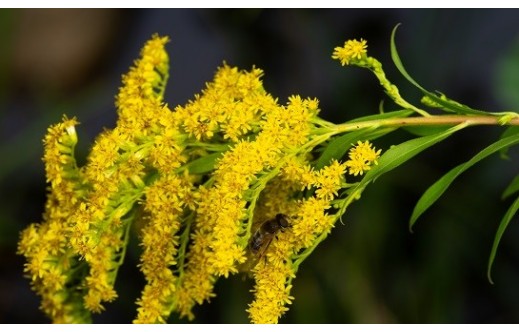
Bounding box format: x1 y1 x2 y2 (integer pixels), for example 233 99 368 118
176 213 193 277
333 114 519 134
116 213 134 267
240 172 277 246
289 119 478 273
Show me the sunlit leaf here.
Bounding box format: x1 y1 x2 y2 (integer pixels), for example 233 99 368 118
314 128 395 170
390 24 425 92
390 24 488 116
410 132 519 231
336 124 466 220
360 123 466 186
402 125 452 137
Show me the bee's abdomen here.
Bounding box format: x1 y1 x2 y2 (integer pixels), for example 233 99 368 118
249 232 263 253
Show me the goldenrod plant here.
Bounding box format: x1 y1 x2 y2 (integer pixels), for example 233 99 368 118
17 25 519 323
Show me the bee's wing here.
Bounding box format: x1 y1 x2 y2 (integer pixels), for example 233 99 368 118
239 235 273 275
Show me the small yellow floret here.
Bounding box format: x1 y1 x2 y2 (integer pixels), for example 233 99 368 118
332 39 368 66
345 140 381 176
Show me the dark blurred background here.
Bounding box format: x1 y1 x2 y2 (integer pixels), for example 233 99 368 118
1 9 519 323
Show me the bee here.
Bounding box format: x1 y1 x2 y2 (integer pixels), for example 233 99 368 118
249 213 290 261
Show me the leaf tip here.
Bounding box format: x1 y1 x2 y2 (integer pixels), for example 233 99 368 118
408 218 416 233
391 23 403 39
487 269 495 285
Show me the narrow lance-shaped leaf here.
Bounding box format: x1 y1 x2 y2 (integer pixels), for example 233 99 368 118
314 110 413 169
502 174 519 200
314 128 394 170
487 194 519 284
336 124 466 222
402 125 453 137
498 126 519 159
410 132 519 231
390 24 426 94
360 123 467 186
390 24 488 116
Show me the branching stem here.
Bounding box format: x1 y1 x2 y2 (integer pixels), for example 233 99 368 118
333 114 519 134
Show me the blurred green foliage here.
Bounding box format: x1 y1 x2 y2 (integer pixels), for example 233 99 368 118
496 37 519 111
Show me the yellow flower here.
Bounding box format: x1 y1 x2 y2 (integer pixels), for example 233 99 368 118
332 38 368 66
175 67 318 318
134 173 192 323
42 116 81 198
247 158 343 323
18 115 91 323
312 160 347 201
174 64 272 142
345 140 382 176
71 34 179 314
248 261 295 324
116 34 170 137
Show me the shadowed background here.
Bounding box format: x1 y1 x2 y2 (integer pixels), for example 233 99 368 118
1 9 519 323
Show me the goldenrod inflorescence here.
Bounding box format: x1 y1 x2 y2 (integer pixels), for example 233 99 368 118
332 38 368 66
18 34 383 324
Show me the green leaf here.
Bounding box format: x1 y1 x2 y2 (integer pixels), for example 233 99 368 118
336 124 465 220
314 131 367 170
187 152 222 174
360 123 466 187
502 175 519 200
390 24 488 116
390 24 426 92
314 110 413 170
429 92 489 116
402 125 452 137
499 126 519 159
410 132 519 231
487 194 519 284
499 126 519 140
314 127 396 170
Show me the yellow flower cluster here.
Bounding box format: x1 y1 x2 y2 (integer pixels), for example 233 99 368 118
17 117 89 323
19 34 383 324
345 140 382 176
134 173 195 323
116 34 170 136
246 138 381 323
247 159 347 323
174 64 272 142
332 38 368 66
175 71 319 319
68 35 175 313
18 34 183 320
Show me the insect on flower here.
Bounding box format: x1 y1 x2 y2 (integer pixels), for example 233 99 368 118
249 213 290 262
